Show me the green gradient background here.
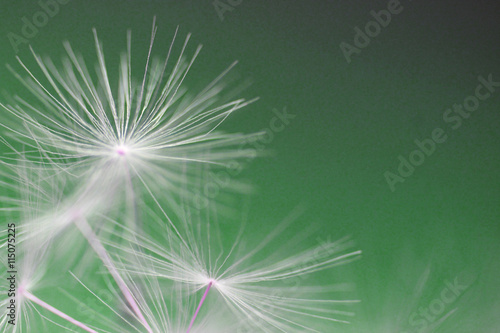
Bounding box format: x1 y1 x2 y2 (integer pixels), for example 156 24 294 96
1 0 499 332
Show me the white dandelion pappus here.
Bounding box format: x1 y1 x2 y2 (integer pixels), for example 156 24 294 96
0 160 113 332
0 188 100 333
0 249 102 333
0 19 260 197
102 204 362 332
0 159 153 332
67 249 241 333
0 156 121 251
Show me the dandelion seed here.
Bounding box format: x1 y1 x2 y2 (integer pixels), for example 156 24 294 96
0 231 98 333
100 203 362 332
66 244 238 333
0 159 152 331
0 18 260 199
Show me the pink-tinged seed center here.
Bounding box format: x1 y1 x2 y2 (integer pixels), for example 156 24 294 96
116 145 129 156
18 283 25 296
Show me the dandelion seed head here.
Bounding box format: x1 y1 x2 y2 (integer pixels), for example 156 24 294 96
101 201 362 332
1 23 262 201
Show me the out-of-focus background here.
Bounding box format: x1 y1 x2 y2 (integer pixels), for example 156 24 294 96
0 1 499 332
